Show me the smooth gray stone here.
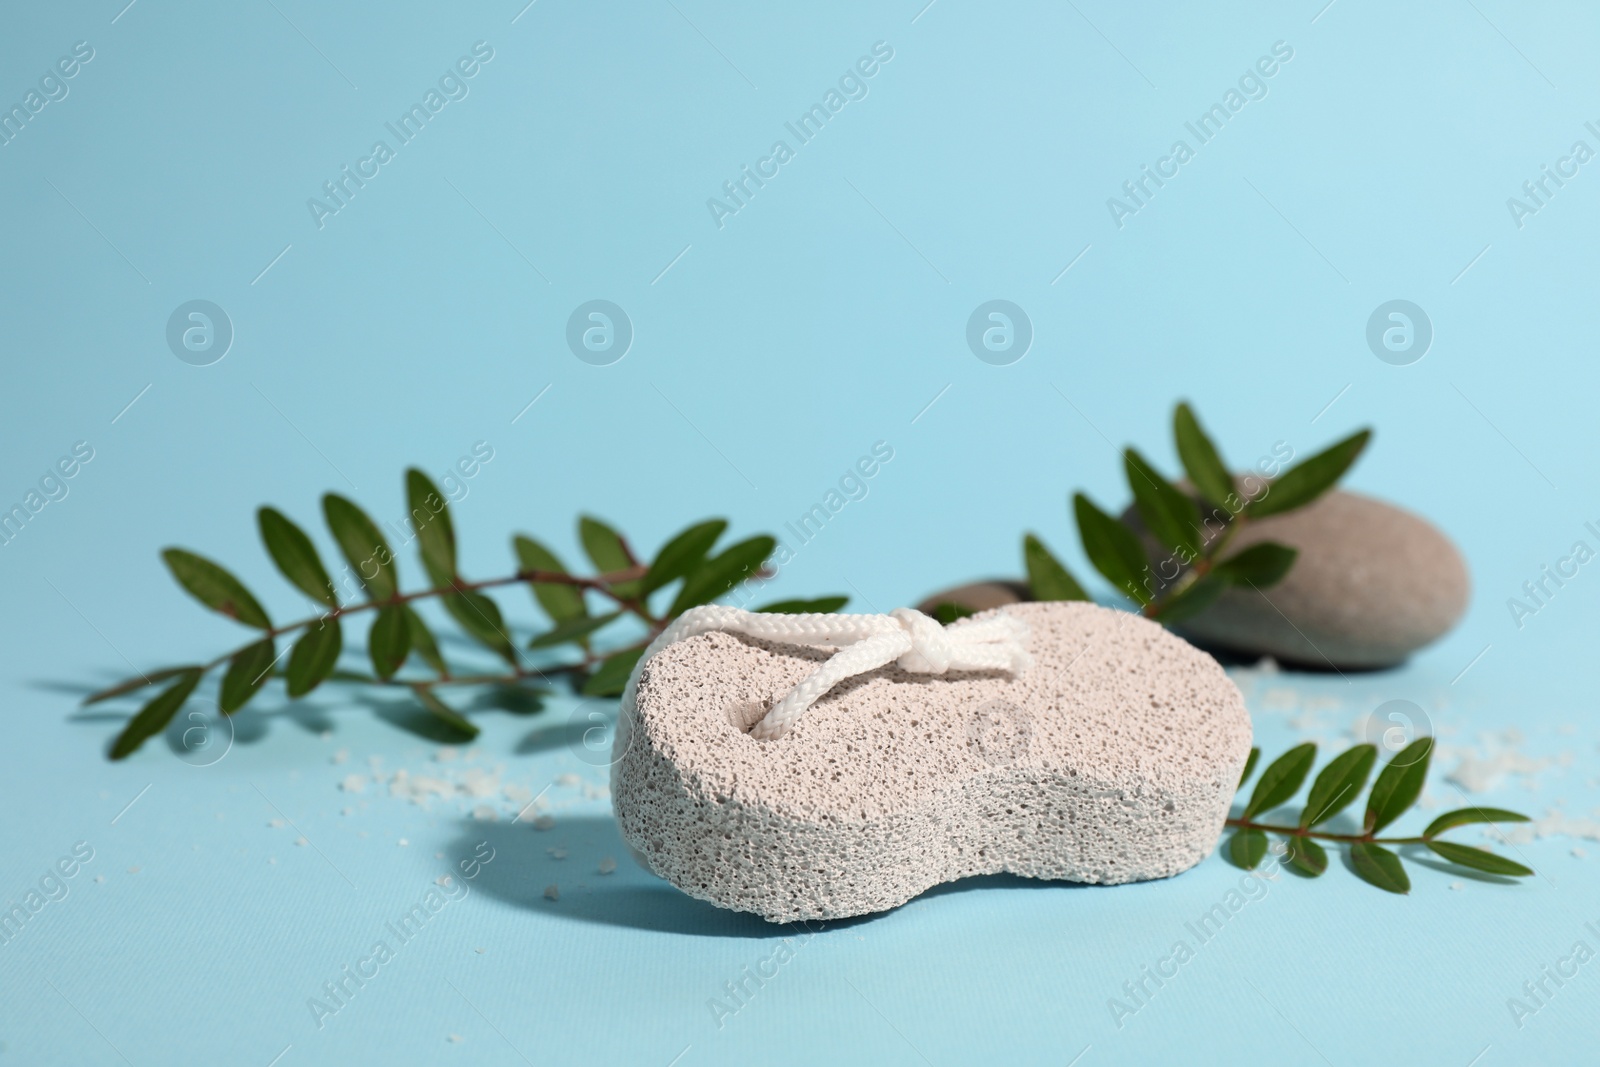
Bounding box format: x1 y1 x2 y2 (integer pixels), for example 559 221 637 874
915 580 1029 617
1126 489 1469 669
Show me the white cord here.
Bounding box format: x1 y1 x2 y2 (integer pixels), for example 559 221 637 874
628 605 1033 740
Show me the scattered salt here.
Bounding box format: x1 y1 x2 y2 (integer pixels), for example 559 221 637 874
544 884 560 901
532 815 555 831
460 768 500 798
127 866 140 874
294 837 308 848
1449 881 1464 891
548 848 567 860
94 875 105 884
472 806 498 822
332 748 349 764
436 746 459 763
448 1033 463 1044
268 818 286 828
556 774 581 787
398 838 409 847
598 857 617 875
339 774 368 794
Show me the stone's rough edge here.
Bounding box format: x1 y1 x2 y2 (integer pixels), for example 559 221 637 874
612 602 1252 923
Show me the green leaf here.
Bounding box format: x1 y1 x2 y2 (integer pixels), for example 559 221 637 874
512 536 588 623
1426 841 1533 877
1238 747 1261 789
1350 841 1410 894
1227 829 1267 869
1023 534 1089 602
84 666 202 706
582 647 646 697
412 688 478 739
1284 836 1328 877
929 602 974 625
406 469 457 587
1424 807 1532 839
1364 736 1433 834
529 611 622 649
109 669 202 759
443 591 516 665
643 520 726 595
1300 744 1378 828
1072 494 1152 606
286 618 342 698
579 516 640 598
1173 402 1234 509
1243 742 1317 820
162 548 272 629
369 606 411 680
1151 572 1226 623
403 606 446 675
1212 542 1299 589
1124 448 1201 557
668 536 775 616
257 507 338 607
219 637 277 714
1248 429 1372 518
322 494 398 602
755 596 850 614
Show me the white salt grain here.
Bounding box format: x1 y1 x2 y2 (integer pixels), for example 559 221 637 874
556 774 581 787
339 774 367 794
532 815 555 831
472 806 498 822
598 857 617 875
268 818 286 828
544 884 560 901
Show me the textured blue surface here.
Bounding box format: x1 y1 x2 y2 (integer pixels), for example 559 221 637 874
4 1 1600 1063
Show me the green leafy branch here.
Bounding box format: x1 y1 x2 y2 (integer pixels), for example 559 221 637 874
943 401 1371 624
1225 739 1533 892
89 468 847 759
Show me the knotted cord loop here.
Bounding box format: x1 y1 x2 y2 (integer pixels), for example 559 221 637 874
630 605 1032 740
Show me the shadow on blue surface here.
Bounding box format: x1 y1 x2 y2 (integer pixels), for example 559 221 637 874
450 816 1088 939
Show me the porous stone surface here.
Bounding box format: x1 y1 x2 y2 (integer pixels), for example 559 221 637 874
915 580 1030 617
1125 489 1469 669
611 602 1251 922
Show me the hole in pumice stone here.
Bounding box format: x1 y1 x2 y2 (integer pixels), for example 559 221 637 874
726 698 772 736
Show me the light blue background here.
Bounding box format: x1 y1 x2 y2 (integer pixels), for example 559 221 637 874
3 1 1599 1063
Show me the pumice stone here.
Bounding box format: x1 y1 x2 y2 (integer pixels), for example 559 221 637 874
610 602 1251 922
